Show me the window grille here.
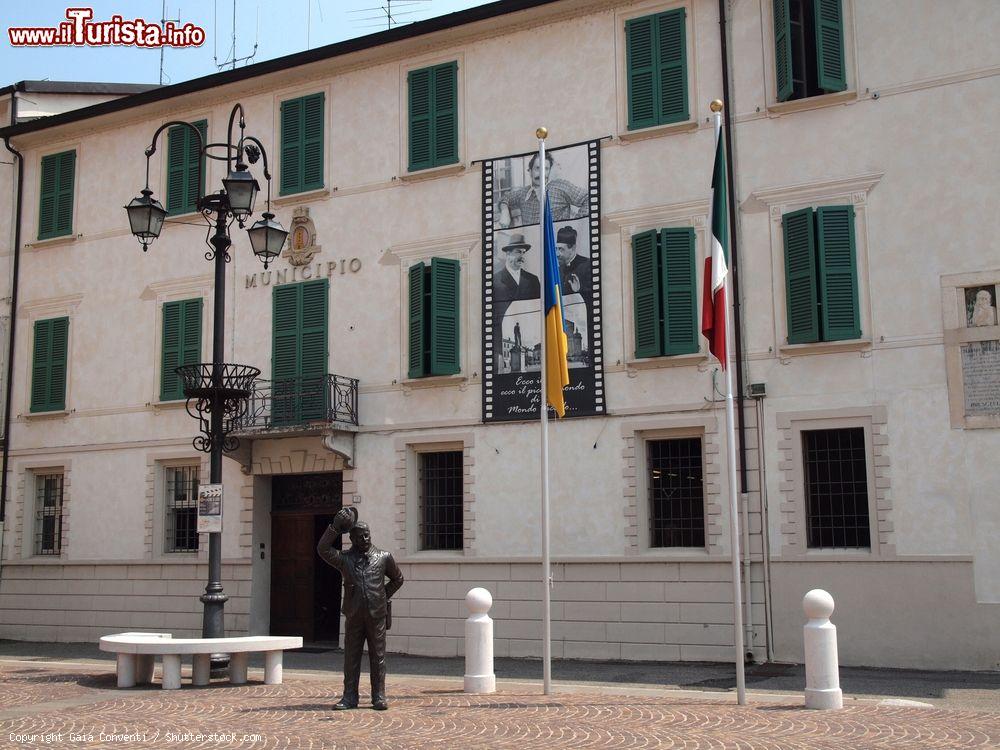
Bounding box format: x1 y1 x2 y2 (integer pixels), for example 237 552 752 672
803 427 871 548
419 451 463 551
34 473 64 555
165 465 199 553
647 438 705 548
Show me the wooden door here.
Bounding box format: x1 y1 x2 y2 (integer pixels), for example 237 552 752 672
269 514 316 641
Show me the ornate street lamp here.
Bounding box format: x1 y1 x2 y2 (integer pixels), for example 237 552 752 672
124 189 166 250
125 103 285 652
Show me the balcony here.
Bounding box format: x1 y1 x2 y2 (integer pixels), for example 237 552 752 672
233 374 359 434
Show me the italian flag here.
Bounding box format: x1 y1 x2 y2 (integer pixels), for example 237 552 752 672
701 122 729 369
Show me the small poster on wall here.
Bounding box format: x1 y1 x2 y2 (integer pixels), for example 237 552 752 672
197 484 223 533
481 140 606 422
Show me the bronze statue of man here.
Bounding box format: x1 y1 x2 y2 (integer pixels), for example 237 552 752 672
317 508 404 710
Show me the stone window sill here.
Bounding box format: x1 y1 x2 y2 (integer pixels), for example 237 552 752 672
23 409 71 420
273 187 330 207
401 373 468 391
27 234 78 251
618 120 699 144
151 398 187 410
398 162 465 183
779 338 871 357
767 90 857 116
626 352 707 373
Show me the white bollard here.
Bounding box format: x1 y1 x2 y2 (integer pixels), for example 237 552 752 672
464 587 496 694
803 589 843 709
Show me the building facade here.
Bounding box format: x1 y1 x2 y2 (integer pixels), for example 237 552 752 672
0 0 997 670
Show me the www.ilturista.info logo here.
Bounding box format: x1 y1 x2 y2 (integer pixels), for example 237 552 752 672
8 7 206 48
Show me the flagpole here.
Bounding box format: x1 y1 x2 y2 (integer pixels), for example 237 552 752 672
711 101 747 705
536 126 553 696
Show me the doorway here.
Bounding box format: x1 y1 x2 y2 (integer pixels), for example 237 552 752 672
269 472 343 644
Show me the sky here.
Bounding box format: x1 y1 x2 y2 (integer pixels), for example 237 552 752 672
1 0 494 87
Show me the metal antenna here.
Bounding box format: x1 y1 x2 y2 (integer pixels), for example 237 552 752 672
159 1 181 85
349 0 431 32
214 0 258 71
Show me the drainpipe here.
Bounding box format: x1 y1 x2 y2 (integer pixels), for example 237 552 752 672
717 0 754 660
1 91 24 529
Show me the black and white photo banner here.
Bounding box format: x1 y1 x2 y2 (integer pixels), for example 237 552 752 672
482 140 606 422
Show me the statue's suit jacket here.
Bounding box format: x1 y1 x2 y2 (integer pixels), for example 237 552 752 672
317 526 404 620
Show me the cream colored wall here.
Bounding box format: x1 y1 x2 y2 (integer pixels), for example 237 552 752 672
0 0 997 665
728 0 1000 608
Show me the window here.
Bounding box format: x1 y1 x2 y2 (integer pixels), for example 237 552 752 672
280 93 325 195
407 62 458 172
164 465 199 553
782 205 860 344
647 437 705 548
631 227 697 358
272 279 329 426
625 8 688 130
774 0 846 102
38 150 75 240
418 451 463 550
160 298 203 401
802 427 870 548
34 472 64 555
408 258 460 378
165 120 207 215
30 317 69 413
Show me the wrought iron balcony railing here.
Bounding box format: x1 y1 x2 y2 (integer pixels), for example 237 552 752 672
233 374 359 432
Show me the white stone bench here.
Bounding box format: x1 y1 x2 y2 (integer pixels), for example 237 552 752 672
99 633 303 689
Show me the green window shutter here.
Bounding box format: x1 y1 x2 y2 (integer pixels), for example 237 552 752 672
280 98 303 195
160 302 182 401
813 0 847 93
408 68 433 171
408 262 428 378
160 299 202 401
301 93 325 191
38 151 74 240
55 151 75 237
656 9 688 124
299 279 329 420
31 317 69 412
660 227 698 355
271 281 329 424
166 120 206 215
429 258 460 376
271 284 301 425
181 298 203 371
30 320 51 412
782 208 820 344
632 229 662 358
816 205 860 341
432 62 459 167
626 15 657 130
773 0 793 102
281 94 324 195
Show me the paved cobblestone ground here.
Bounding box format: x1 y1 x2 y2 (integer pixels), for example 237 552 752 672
1 663 998 750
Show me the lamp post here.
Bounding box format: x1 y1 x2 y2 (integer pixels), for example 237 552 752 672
126 104 287 645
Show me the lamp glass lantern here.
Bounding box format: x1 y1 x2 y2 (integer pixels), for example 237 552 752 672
124 189 167 248
222 167 259 221
247 212 288 268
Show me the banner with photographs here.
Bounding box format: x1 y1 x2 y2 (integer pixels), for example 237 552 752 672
481 140 605 422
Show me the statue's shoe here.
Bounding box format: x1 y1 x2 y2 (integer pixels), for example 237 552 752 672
333 700 358 710
372 699 389 711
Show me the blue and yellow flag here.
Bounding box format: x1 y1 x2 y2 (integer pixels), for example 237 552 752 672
542 195 570 417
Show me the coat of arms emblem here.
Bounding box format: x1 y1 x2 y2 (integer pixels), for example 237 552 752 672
282 207 321 266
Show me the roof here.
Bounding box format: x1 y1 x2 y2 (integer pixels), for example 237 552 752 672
0 0 561 140
0 81 161 97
